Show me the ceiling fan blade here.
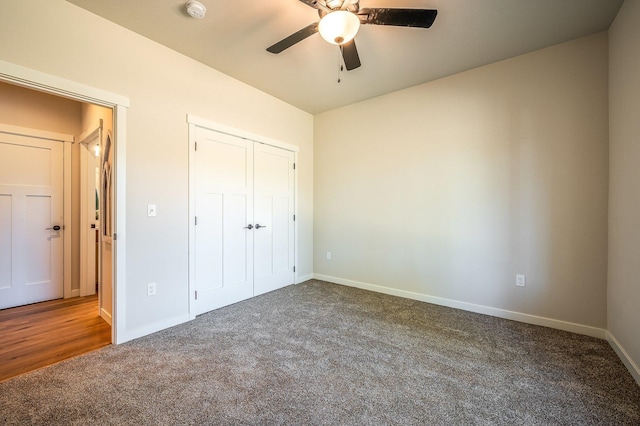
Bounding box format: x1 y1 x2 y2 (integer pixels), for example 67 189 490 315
266 22 319 54
358 8 437 28
341 40 361 71
297 0 331 12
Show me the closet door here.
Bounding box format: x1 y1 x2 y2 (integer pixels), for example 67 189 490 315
194 129 253 315
253 143 295 296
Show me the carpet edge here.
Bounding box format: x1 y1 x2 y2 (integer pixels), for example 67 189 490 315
607 331 640 386
313 273 607 339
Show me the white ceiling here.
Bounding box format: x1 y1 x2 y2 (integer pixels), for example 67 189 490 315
66 0 623 114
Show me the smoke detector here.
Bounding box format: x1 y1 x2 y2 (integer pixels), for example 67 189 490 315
185 0 206 19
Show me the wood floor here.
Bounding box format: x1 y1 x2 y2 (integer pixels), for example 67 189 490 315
0 295 111 382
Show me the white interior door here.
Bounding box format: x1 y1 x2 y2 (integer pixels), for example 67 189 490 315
253 143 295 296
80 133 100 297
0 133 64 310
194 129 254 315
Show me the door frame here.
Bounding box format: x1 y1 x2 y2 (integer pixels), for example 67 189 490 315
0 59 130 344
0 123 73 301
186 114 300 320
78 120 102 298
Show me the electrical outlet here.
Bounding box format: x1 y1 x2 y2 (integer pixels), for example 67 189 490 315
147 282 157 296
147 204 157 217
516 274 526 287
326 251 332 260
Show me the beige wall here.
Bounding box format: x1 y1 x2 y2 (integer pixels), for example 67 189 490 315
0 81 83 294
0 0 314 337
608 0 640 381
0 82 81 134
315 33 609 329
4 2 632 376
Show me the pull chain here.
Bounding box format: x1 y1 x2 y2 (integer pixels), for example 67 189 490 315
337 46 344 83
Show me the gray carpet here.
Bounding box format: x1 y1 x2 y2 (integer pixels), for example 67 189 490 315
1 280 638 425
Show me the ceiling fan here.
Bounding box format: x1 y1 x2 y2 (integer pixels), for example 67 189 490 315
266 0 438 71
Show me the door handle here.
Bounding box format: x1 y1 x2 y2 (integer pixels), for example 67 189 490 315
244 224 254 229
46 225 62 231
255 224 267 229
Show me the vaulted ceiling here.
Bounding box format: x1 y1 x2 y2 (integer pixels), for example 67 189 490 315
66 0 623 114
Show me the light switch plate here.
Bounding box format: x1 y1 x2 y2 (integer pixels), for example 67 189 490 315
147 204 157 217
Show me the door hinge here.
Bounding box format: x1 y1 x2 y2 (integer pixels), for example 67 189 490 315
195 141 198 151
195 290 198 300
113 233 117 241
195 216 198 225
293 266 296 273
293 163 296 170
293 214 296 221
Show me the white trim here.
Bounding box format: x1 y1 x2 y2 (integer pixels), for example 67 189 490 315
78 120 102 144
79 121 102 298
186 114 300 153
122 314 190 343
187 122 197 320
296 273 314 284
0 123 74 144
0 60 129 108
0 60 129 345
63 141 72 300
294 151 300 284
113 104 127 344
101 307 113 327
313 274 608 339
607 332 640 386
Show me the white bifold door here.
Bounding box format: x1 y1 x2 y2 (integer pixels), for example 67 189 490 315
0 132 64 310
193 127 295 316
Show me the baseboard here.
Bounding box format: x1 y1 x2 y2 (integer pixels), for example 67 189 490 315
71 289 80 298
313 274 607 340
116 314 191 344
296 273 314 284
100 308 112 326
607 332 640 386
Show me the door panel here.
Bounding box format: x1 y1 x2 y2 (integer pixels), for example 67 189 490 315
0 142 52 186
0 134 64 310
272 196 291 272
197 192 223 291
194 129 253 315
224 194 250 285
80 135 100 297
253 144 295 296
25 195 53 284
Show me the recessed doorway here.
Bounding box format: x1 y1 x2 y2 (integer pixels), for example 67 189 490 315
0 79 115 377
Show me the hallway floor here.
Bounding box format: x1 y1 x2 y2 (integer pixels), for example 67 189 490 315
0 295 111 382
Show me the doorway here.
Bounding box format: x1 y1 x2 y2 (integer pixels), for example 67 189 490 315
0 70 128 372
0 84 113 376
0 59 128 344
78 120 114 325
0 81 113 317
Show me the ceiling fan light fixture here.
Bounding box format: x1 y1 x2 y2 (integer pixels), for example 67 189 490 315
318 10 360 45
